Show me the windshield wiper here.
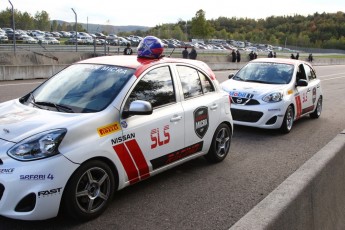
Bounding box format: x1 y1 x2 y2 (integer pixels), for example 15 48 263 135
35 101 74 113
245 79 269 84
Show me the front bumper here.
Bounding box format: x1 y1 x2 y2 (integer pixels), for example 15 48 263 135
0 139 79 220
230 102 289 129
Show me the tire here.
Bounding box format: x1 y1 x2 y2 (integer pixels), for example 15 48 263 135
204 123 231 163
62 160 115 221
280 105 294 133
310 97 322 119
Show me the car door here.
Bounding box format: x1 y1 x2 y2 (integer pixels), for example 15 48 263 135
294 64 312 119
116 65 185 184
303 63 321 113
175 65 221 153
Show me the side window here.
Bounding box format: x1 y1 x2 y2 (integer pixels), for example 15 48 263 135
296 64 307 81
177 65 214 99
200 72 215 94
304 64 316 81
127 66 176 108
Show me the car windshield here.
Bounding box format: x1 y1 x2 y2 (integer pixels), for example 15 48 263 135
233 62 294 84
22 64 134 113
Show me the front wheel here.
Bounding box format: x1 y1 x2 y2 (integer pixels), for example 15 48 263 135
204 123 231 163
310 97 322 119
62 160 115 221
280 105 294 133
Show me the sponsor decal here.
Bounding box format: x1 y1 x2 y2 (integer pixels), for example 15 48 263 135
151 125 170 149
229 92 254 98
111 133 135 145
0 168 14 174
312 87 317 104
20 174 54 180
97 122 121 137
38 187 63 198
121 120 128 128
194 107 209 139
150 142 203 170
112 138 150 184
302 106 315 114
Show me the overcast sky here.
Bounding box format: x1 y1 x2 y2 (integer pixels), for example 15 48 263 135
1 0 344 27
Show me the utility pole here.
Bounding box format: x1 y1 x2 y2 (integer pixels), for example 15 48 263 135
8 0 16 53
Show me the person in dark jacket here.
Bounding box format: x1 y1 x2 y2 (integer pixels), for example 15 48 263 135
236 50 241 62
182 47 189 59
189 47 197 59
231 50 236 62
123 43 133 55
249 51 255 60
295 52 299 60
291 53 295 59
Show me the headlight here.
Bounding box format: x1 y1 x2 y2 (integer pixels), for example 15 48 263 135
8 129 67 161
262 92 283 103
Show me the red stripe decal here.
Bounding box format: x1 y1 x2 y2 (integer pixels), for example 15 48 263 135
295 96 302 119
125 139 150 180
113 144 140 184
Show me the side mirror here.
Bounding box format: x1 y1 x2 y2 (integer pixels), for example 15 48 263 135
228 74 234 79
296 79 308 87
122 100 153 119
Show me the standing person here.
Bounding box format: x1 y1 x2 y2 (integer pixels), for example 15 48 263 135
295 52 299 60
231 50 236 62
254 52 258 59
308 53 313 62
182 47 189 59
249 51 254 61
236 50 241 62
273 52 277 58
268 51 273 58
123 43 133 55
291 53 295 59
189 47 197 60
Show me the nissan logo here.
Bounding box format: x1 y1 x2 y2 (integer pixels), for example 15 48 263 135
236 98 243 104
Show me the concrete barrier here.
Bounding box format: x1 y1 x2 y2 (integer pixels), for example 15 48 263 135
1 52 345 80
230 129 345 230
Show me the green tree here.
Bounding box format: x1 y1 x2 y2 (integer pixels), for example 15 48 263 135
34 10 50 31
190 9 213 39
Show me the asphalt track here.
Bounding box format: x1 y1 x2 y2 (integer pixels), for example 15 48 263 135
0 65 344 229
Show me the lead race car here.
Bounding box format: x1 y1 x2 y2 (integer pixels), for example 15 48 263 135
0 36 233 220
221 58 322 133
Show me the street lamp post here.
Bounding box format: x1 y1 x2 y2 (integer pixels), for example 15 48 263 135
8 0 16 53
71 8 77 52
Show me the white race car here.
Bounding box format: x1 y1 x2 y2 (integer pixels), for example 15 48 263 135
0 36 233 221
221 58 322 133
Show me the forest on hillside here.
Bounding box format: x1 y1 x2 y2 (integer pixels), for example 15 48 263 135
1 8 344 49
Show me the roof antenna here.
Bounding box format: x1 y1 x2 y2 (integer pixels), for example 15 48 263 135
168 47 175 57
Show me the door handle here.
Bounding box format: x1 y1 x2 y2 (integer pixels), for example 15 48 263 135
170 115 182 122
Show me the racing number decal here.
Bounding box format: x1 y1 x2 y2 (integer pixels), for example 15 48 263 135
113 139 150 184
151 125 170 149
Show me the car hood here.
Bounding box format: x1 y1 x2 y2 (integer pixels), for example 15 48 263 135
0 100 94 143
221 79 286 98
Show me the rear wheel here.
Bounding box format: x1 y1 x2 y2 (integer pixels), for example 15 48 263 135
62 160 115 221
204 123 231 163
280 105 294 133
310 97 322 119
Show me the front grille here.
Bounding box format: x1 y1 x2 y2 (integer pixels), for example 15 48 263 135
0 183 4 200
231 97 260 105
231 108 263 122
